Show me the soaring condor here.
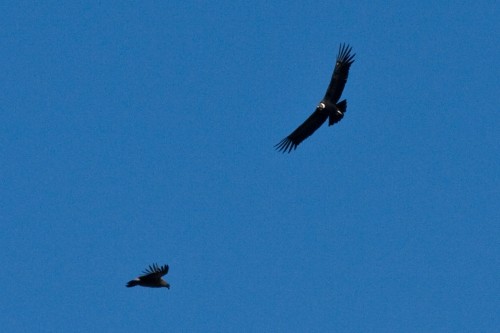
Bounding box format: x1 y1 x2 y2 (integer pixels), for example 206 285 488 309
126 263 170 289
275 44 355 153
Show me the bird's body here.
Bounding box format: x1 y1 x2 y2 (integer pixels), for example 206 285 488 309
126 263 170 289
275 44 355 153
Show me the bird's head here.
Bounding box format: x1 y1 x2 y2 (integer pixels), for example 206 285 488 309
318 102 326 109
160 280 170 289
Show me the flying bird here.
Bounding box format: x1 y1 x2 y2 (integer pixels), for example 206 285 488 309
126 263 170 289
275 43 355 153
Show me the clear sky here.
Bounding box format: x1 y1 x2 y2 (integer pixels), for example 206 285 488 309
1 1 498 332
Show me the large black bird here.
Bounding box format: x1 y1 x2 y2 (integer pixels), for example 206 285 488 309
275 44 355 153
126 263 170 289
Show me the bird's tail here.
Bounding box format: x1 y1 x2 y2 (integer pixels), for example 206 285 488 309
329 99 347 126
126 279 139 288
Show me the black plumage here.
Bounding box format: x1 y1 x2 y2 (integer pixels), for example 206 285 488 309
275 44 355 153
126 263 170 289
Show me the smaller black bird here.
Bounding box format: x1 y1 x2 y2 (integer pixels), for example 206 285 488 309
126 263 170 289
275 43 355 153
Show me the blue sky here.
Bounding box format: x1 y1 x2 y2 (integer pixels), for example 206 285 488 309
1 1 498 332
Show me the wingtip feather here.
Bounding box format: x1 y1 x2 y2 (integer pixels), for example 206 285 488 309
337 43 355 65
275 138 297 153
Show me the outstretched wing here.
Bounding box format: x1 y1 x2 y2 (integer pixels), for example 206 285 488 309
323 43 355 103
140 263 169 281
275 107 328 153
